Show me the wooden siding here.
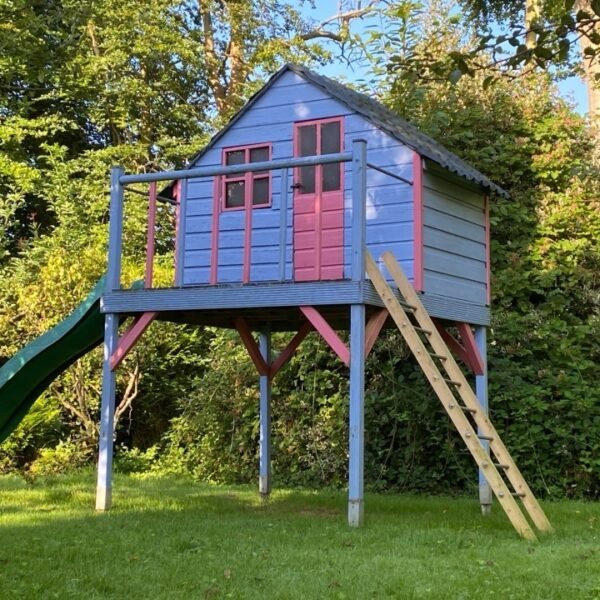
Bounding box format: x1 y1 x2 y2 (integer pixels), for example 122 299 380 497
422 167 487 304
342 116 414 282
182 71 415 286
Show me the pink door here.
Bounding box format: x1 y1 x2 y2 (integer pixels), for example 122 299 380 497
293 118 345 281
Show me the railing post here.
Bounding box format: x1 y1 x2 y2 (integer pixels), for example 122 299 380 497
175 177 188 287
351 139 367 281
107 166 125 291
145 182 157 288
349 139 367 526
278 167 289 282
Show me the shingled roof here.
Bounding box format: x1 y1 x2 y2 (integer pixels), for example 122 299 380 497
190 63 507 197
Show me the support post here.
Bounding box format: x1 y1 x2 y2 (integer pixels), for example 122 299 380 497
259 329 272 498
348 139 367 526
96 165 125 510
475 325 492 514
96 313 119 510
348 304 366 526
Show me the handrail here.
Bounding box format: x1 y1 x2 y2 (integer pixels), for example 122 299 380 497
366 162 413 186
119 152 353 185
108 145 370 292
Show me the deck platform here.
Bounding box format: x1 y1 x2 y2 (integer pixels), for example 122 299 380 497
101 279 490 331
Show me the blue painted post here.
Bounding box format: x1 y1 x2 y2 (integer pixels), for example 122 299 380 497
96 166 124 510
348 139 367 526
175 177 188 287
106 166 125 291
475 326 492 514
259 329 272 497
351 140 367 283
95 314 119 510
278 168 288 281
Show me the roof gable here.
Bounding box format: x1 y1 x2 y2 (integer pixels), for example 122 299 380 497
187 64 506 197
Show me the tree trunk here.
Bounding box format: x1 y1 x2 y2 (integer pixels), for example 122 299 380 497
575 0 600 120
525 0 542 49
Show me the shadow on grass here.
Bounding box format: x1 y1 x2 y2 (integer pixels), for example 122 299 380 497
0 472 528 540
2 475 600 599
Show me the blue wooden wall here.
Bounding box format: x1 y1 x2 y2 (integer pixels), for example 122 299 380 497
422 165 487 305
182 71 414 286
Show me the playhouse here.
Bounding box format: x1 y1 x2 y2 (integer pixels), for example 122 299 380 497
0 64 552 539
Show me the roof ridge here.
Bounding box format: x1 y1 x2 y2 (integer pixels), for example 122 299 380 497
283 63 506 197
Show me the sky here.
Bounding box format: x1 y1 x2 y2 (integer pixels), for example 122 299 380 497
301 2 589 115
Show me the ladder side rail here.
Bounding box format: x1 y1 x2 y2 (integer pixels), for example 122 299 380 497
366 253 536 541
380 251 553 534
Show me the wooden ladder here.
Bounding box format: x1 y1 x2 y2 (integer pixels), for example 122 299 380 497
366 250 553 541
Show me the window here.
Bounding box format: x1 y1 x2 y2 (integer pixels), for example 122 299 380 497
296 119 342 194
223 145 271 210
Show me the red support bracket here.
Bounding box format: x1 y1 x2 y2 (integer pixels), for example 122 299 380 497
110 311 157 371
269 321 312 380
433 319 485 376
456 322 486 376
235 317 270 377
365 309 388 358
299 306 350 366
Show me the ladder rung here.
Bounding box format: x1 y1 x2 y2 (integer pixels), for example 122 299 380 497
460 405 477 414
478 435 494 441
494 463 510 470
399 302 417 312
444 378 461 387
414 326 432 336
429 353 447 361
512 492 526 498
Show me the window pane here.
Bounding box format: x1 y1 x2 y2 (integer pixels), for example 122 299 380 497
321 121 341 154
250 147 269 163
298 166 315 194
299 125 317 157
225 180 245 208
252 177 269 205
226 150 245 166
322 164 341 192
250 146 269 176
297 124 317 194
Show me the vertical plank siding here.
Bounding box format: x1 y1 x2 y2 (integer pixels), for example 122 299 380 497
181 71 490 308
181 71 416 286
422 167 487 305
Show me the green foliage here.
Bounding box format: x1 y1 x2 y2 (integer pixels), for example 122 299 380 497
0 0 336 471
373 0 599 86
372 9 600 497
27 440 91 477
158 332 349 487
0 0 598 502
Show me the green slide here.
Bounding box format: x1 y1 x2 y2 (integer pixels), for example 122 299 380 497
0 276 109 444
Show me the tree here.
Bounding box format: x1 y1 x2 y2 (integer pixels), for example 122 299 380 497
0 0 380 471
378 0 600 119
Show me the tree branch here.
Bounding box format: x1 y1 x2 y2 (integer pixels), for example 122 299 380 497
300 0 380 42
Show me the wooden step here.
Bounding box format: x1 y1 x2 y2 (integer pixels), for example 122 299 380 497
365 252 538 541
378 250 553 536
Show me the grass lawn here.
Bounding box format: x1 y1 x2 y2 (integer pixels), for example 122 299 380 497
0 473 599 599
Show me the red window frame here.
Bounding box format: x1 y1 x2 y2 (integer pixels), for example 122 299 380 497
293 116 344 195
221 143 272 212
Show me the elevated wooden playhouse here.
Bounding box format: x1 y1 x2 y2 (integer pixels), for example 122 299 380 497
98 64 552 539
